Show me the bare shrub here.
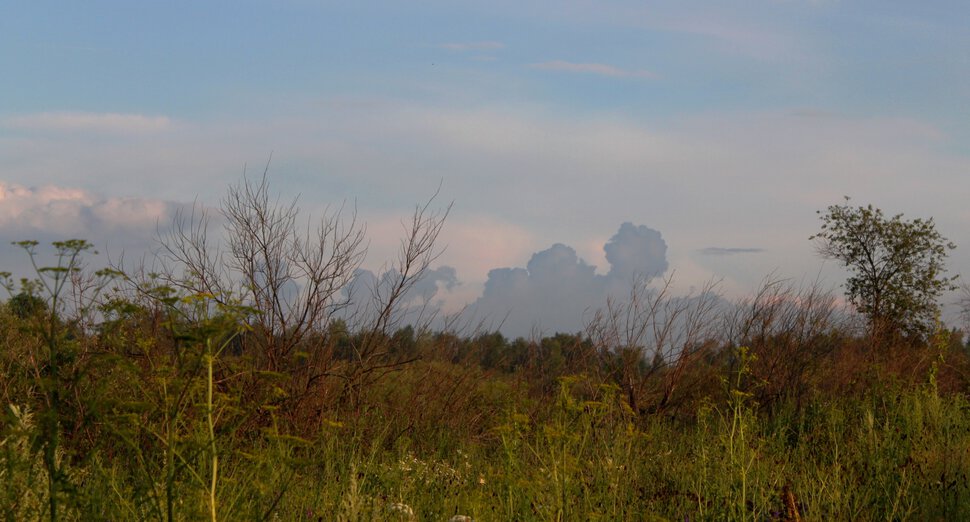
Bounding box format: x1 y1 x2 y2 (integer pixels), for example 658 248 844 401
149 171 452 419
337 191 452 408
586 275 723 415
158 172 367 373
725 276 853 410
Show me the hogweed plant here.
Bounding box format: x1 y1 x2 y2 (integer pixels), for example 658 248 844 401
1 403 49 520
692 346 764 520
114 283 256 522
725 346 758 521
0 239 120 522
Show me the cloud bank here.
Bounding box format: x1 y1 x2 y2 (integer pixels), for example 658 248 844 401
0 182 180 239
3 104 968 314
341 265 460 327
0 182 186 278
469 222 669 338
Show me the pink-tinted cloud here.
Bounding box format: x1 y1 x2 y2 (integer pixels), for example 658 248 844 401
530 60 657 79
0 182 179 237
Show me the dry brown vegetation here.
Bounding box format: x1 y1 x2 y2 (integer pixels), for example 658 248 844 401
3 180 970 520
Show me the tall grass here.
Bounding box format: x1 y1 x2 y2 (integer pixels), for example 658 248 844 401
3 238 970 519
4 341 970 519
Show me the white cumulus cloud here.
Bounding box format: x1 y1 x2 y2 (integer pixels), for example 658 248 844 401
0 181 180 239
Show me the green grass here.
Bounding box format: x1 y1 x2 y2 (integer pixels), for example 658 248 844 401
3 241 970 520
274 377 968 521
6 365 969 521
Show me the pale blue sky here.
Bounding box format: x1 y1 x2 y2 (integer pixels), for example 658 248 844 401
4 2 968 124
2 1 969 333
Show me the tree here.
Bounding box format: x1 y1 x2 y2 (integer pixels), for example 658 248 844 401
7 290 47 319
811 197 957 339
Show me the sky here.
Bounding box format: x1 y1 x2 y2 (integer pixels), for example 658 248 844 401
2 1 970 337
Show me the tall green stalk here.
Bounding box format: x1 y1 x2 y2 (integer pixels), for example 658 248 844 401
2 240 106 522
206 341 218 522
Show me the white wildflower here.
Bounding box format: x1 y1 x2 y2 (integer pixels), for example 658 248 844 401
387 502 414 517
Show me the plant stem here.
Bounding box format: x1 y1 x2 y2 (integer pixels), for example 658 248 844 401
207 340 218 522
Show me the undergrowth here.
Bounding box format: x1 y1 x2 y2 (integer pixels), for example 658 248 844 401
3 217 970 520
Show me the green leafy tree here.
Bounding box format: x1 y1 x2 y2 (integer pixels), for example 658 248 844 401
8 291 47 319
811 198 957 339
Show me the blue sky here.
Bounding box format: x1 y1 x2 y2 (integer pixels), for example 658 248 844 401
6 2 968 124
2 1 969 335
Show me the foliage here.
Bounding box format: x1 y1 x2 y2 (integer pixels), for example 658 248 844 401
811 197 957 339
0 239 119 522
1 270 970 519
3 185 970 519
8 291 47 319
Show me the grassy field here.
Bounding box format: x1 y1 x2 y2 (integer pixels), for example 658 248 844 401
3 290 970 521
3 233 970 520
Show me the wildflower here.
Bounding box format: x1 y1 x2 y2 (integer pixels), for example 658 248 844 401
449 516 474 522
387 502 414 517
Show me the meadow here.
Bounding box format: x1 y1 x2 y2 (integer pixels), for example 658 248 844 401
3 184 970 520
3 263 970 521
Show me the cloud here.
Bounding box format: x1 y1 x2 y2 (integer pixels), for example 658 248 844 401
341 265 460 328
4 112 173 134
699 247 766 256
0 182 180 238
605 223 669 281
0 182 189 280
3 100 968 313
562 4 815 64
468 222 669 338
440 41 505 51
401 265 459 304
663 17 798 61
529 60 658 79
